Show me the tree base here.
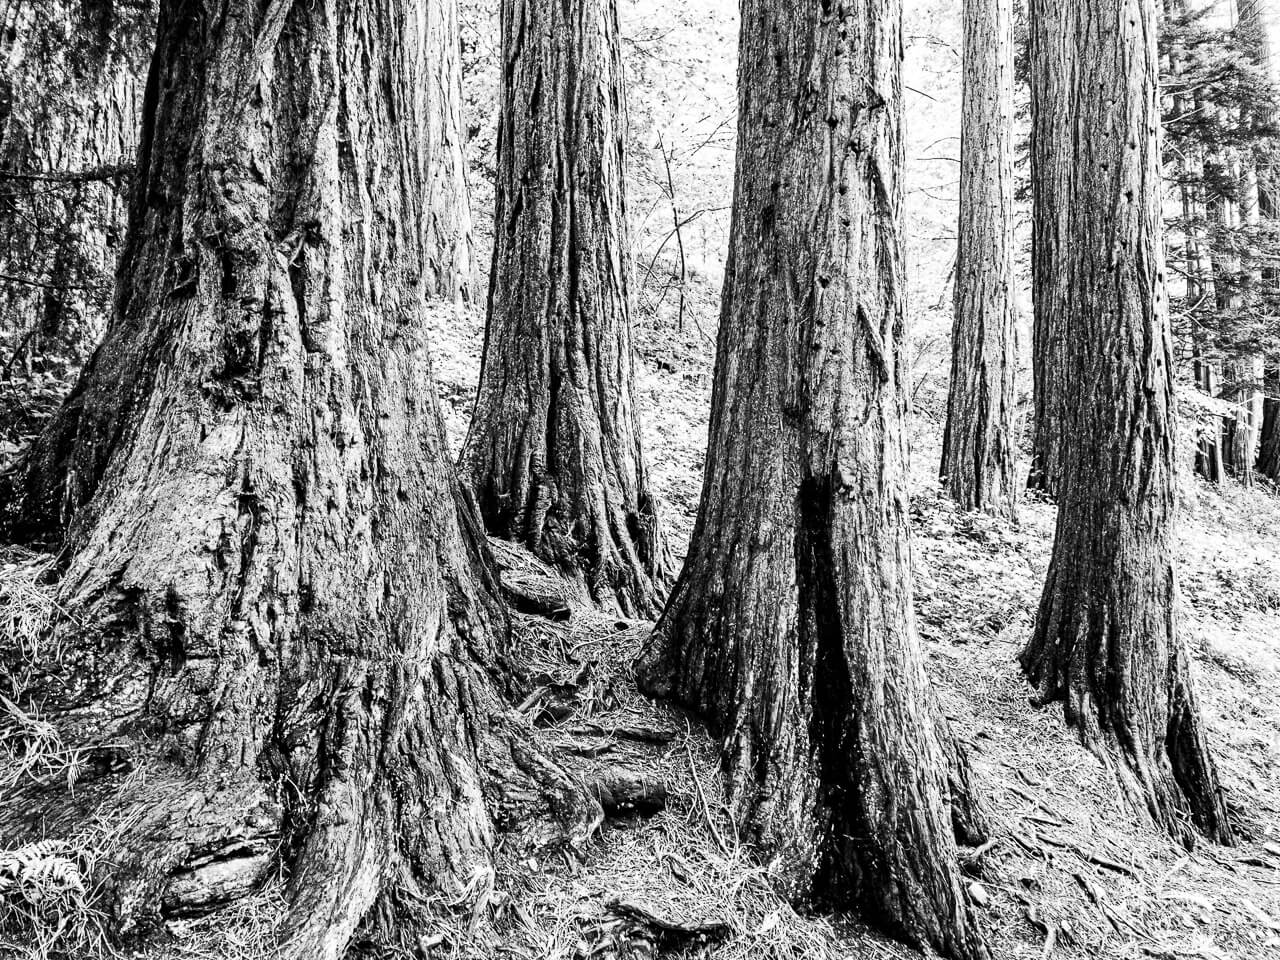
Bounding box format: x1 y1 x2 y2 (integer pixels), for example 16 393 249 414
1020 632 1233 848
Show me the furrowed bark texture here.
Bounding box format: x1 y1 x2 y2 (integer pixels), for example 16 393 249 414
0 3 598 956
1020 0 1232 846
0 1 151 364
940 0 1018 517
1025 0 1071 495
459 0 670 618
636 3 989 958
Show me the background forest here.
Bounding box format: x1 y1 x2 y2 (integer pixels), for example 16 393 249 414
0 1 1279 959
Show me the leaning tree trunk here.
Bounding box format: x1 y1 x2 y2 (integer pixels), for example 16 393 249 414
941 0 1019 517
636 3 989 958
459 0 670 618
1020 0 1232 846
1025 0 1072 495
0 3 598 957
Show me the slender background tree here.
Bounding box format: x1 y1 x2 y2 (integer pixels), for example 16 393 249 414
1025 0 1071 495
941 0 1019 516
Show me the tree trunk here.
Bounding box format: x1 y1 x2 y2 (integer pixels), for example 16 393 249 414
459 0 670 618
1232 0 1274 484
1026 0 1071 495
0 3 598 956
941 0 1019 517
1020 0 1232 846
0 1 151 366
1260 365 1280 479
636 3 989 958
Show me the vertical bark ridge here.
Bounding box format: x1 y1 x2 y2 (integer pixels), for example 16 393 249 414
1026 0 1073 495
460 0 670 619
1020 0 1232 847
637 3 989 958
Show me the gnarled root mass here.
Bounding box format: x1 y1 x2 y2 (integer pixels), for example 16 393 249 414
0 554 602 960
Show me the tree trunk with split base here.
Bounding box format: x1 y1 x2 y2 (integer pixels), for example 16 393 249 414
459 0 670 618
0 2 598 957
941 0 1018 517
1020 0 1232 847
636 3 989 958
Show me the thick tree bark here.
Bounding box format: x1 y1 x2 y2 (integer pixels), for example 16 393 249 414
636 3 989 959
941 0 1018 517
459 0 670 618
1026 0 1071 495
0 1 151 366
1020 0 1232 846
0 3 598 956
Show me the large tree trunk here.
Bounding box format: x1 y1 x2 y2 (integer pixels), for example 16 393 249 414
1025 0 1071 495
0 3 598 956
1020 0 1232 847
941 0 1018 517
459 0 670 618
636 3 989 958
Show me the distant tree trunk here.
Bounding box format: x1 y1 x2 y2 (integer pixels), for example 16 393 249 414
1021 0 1232 846
1261 365 1280 479
423 0 476 303
0 0 151 366
460 0 670 618
1236 0 1276 483
1026 0 1071 494
637 3 989 958
941 0 1018 517
0 3 597 956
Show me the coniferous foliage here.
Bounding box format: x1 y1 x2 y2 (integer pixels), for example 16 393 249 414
1161 1 1280 483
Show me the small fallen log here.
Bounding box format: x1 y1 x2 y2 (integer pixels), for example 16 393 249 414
566 722 676 744
589 771 668 817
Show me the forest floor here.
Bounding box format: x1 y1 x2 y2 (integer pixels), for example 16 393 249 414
433 298 1280 960
4 0 1280 953
2 299 1280 960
